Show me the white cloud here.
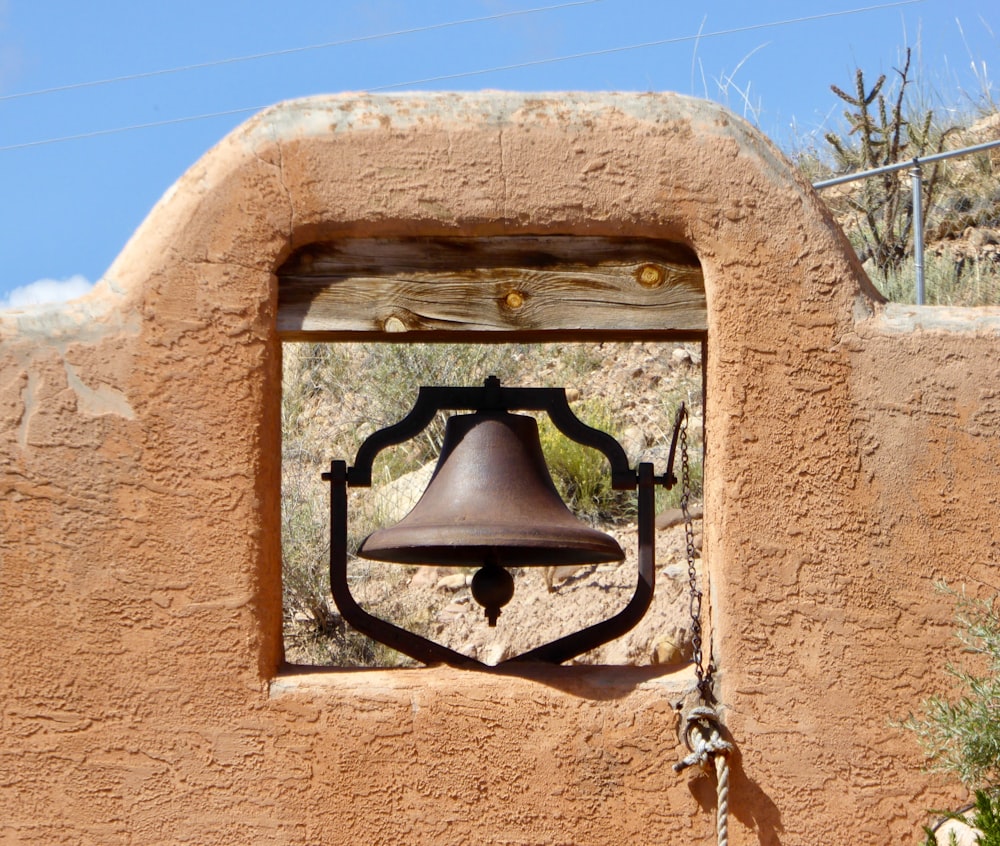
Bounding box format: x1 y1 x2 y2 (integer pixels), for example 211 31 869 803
0 275 95 310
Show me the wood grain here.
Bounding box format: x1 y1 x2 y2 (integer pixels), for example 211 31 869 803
278 237 706 339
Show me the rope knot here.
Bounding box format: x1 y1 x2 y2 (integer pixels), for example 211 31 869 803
674 705 734 846
673 706 732 773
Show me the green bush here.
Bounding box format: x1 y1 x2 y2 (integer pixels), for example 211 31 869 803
904 584 1000 843
536 398 629 523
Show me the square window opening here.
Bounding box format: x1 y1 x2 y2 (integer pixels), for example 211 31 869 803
281 340 704 668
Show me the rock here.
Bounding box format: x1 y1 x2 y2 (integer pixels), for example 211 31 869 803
965 226 999 248
651 628 690 666
658 574 687 603
621 425 648 463
409 566 451 588
655 504 704 530
459 629 489 660
672 347 693 365
436 573 468 591
544 563 592 592
482 639 513 665
371 462 436 525
932 817 981 846
600 639 630 665
438 599 469 621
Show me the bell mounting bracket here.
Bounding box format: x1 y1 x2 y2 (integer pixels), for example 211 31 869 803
323 376 684 667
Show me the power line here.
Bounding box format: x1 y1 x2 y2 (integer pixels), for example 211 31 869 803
367 0 926 91
0 107 268 152
0 0 925 153
0 0 602 103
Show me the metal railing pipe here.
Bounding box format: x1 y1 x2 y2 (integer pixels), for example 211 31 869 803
911 161 925 304
812 138 1000 189
812 138 1000 304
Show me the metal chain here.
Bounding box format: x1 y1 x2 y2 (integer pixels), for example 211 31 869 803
674 405 733 846
679 409 713 702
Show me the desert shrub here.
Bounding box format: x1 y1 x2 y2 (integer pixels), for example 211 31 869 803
903 584 1000 843
824 48 959 279
357 342 527 467
537 398 629 523
802 41 1000 306
870 251 1000 307
657 437 704 513
905 586 1000 789
281 462 333 633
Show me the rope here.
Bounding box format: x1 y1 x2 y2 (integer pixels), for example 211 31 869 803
714 751 731 846
674 706 733 846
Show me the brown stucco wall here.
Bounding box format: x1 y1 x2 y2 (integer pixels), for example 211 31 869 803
1 92 998 844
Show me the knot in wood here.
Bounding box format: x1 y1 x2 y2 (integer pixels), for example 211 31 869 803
504 290 526 310
637 264 665 288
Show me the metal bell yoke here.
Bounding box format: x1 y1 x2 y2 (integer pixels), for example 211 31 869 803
323 375 683 667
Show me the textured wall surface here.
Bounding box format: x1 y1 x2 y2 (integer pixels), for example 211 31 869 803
1 92 999 844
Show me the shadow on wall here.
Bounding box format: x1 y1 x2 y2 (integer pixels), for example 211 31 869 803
687 743 784 846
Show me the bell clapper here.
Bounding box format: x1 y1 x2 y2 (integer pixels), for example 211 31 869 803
471 556 515 626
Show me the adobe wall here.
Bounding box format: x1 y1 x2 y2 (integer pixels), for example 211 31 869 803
1 92 998 844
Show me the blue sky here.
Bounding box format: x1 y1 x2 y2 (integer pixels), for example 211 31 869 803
0 0 996 307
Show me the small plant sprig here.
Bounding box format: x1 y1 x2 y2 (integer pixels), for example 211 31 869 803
904 584 1000 789
904 582 1000 844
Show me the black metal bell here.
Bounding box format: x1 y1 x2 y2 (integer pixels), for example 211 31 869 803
358 410 625 624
